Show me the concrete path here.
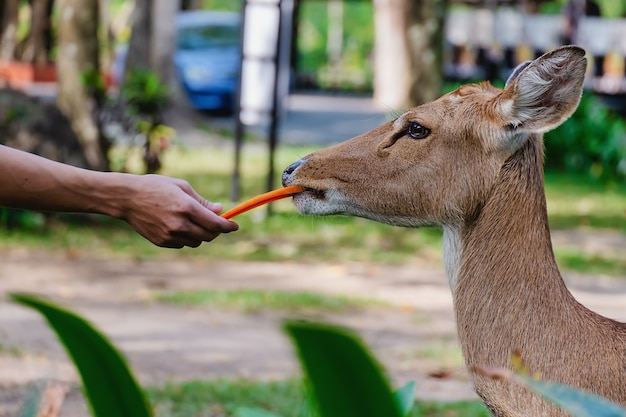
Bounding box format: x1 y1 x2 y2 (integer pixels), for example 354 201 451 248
167 92 390 147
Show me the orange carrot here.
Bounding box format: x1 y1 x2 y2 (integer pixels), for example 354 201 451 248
221 185 305 219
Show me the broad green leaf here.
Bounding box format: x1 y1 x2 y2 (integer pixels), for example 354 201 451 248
235 407 285 417
393 381 416 417
284 321 403 417
517 375 626 417
10 293 152 417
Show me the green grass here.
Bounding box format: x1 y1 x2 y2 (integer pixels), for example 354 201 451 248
0 343 22 357
413 340 465 370
146 378 489 417
554 249 626 277
544 171 626 232
154 289 384 315
0 145 624 275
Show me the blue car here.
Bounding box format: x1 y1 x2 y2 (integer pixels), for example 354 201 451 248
113 11 241 113
175 11 241 112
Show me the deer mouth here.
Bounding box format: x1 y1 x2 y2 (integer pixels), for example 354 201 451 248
292 187 327 207
290 185 359 217
303 187 326 200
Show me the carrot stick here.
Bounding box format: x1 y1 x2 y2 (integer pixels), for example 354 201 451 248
221 185 305 219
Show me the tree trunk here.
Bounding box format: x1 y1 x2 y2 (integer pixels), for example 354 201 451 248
150 0 178 89
19 0 53 65
0 0 19 61
373 0 410 109
98 0 113 74
373 0 447 109
56 0 108 170
181 0 202 11
124 0 152 79
405 0 448 106
326 0 344 90
124 0 176 88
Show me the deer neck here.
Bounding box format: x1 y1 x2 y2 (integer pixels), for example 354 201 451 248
445 134 575 366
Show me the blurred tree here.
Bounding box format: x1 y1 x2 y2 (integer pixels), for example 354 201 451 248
373 0 448 109
123 0 177 91
181 0 203 10
0 0 20 61
123 0 151 78
18 0 54 65
121 0 180 174
56 0 109 170
0 0 55 64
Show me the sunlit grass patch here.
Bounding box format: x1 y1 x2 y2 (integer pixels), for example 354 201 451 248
554 248 626 277
154 289 385 315
413 340 465 370
0 343 22 357
545 172 626 232
146 378 489 417
147 379 313 417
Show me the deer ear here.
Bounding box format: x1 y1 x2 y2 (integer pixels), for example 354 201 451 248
505 61 531 87
497 46 587 133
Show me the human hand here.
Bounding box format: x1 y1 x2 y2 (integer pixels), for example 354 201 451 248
120 175 238 248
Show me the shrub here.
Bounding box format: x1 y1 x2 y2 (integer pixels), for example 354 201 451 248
544 93 626 182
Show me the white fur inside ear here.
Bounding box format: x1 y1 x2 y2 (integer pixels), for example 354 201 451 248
515 64 555 110
498 97 541 130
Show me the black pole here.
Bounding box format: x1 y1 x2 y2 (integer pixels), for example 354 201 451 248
231 0 249 203
266 0 284 196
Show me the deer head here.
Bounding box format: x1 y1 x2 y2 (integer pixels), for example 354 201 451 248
282 46 586 230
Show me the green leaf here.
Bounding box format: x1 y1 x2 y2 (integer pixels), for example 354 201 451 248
517 375 626 417
393 381 416 417
16 383 43 417
284 321 403 417
235 407 285 417
10 293 152 417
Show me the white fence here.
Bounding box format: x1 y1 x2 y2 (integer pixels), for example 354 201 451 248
444 8 626 94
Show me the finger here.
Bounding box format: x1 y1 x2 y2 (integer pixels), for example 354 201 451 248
204 201 223 214
160 232 207 249
188 201 239 233
175 217 229 244
162 239 202 249
179 182 222 212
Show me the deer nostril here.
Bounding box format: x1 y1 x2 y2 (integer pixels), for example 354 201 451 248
282 159 304 186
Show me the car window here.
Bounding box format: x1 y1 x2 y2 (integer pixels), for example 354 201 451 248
178 25 240 50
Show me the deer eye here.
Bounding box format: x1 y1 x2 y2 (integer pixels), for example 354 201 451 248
407 121 430 140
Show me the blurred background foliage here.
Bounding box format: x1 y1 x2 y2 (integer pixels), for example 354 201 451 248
1 0 625 211
545 93 626 182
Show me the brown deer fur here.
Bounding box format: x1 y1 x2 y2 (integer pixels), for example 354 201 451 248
281 46 626 416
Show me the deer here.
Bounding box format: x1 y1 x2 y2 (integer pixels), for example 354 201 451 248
281 46 626 417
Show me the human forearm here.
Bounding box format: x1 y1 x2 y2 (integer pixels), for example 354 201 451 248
0 145 238 247
0 144 118 214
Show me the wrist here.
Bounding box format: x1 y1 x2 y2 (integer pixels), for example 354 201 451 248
86 171 137 220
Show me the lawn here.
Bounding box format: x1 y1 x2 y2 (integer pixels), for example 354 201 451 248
146 378 490 417
0 144 624 275
154 288 386 314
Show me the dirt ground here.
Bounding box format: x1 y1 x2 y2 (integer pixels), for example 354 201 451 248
0 229 625 416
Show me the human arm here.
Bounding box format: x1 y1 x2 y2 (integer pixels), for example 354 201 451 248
0 145 238 248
